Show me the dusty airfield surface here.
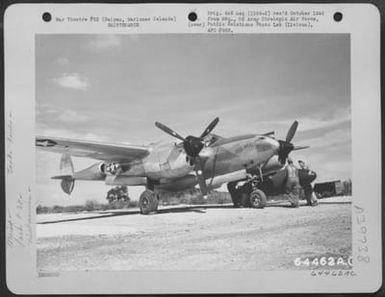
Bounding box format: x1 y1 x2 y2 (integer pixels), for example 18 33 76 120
37 196 352 272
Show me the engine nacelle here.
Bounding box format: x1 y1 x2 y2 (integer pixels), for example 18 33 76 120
73 163 106 181
207 169 248 189
261 155 284 175
98 162 124 175
98 162 106 173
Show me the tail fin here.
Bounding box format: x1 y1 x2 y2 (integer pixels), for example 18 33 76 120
51 154 75 195
60 179 75 195
60 153 74 175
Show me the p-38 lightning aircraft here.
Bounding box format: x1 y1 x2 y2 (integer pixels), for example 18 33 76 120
36 118 308 214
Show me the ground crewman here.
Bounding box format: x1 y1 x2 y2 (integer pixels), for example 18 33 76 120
298 160 318 206
285 158 301 207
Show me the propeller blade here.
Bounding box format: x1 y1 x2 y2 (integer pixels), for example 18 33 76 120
194 157 208 196
278 140 294 165
155 121 185 142
156 118 219 197
200 117 219 139
293 145 310 151
286 120 298 143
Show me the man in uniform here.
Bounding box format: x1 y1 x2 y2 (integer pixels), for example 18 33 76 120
298 159 318 206
285 158 301 207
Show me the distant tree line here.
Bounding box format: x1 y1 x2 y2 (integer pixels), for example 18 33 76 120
158 188 232 205
36 199 139 214
36 185 232 214
106 186 130 203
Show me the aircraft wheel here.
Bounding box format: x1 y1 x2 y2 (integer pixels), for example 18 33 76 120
139 190 158 215
249 189 267 209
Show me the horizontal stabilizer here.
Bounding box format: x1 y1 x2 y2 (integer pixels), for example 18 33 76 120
51 174 73 180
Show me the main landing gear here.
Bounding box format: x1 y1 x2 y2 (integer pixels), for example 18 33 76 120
249 189 267 209
139 179 159 215
139 190 159 215
227 179 267 209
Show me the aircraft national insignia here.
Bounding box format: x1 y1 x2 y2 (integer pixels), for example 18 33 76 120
36 139 57 147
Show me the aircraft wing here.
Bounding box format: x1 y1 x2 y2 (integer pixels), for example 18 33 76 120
36 136 150 162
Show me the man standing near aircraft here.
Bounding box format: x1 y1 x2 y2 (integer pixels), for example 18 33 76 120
285 158 300 207
298 160 318 206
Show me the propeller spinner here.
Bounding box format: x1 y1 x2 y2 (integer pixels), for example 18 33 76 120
155 117 220 195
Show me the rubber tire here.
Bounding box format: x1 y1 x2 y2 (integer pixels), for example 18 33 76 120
139 190 158 215
227 182 241 207
249 189 267 209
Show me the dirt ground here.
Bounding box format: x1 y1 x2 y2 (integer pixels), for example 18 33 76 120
37 196 352 272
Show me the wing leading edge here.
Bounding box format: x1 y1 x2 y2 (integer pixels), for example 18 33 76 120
36 136 150 162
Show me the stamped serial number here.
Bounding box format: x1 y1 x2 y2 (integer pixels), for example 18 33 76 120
294 256 353 267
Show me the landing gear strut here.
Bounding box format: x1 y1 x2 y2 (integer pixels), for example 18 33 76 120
227 174 267 209
139 179 159 215
227 182 241 207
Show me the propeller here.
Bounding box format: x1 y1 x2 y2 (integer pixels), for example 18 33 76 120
153 122 185 142
155 117 220 195
277 120 300 165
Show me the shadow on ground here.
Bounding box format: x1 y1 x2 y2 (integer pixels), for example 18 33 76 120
37 204 232 224
37 198 351 225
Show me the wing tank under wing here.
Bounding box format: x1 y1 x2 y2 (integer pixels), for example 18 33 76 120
36 136 150 162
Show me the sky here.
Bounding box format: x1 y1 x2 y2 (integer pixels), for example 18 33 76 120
36 34 351 206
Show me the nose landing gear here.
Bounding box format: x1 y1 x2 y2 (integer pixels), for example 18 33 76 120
227 174 267 209
249 189 267 208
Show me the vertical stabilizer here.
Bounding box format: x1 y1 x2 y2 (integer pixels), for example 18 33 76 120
60 153 74 176
61 179 75 195
51 154 75 194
